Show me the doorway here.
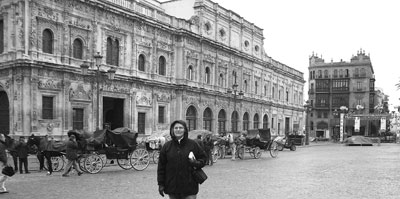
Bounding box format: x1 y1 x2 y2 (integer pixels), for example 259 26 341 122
0 90 9 134
138 112 146 134
103 97 124 130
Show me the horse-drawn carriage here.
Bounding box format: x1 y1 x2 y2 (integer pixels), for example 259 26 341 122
82 127 150 174
235 129 279 159
27 127 150 174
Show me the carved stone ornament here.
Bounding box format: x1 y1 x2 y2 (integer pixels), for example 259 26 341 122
38 79 62 90
136 92 152 107
69 84 92 102
157 93 170 102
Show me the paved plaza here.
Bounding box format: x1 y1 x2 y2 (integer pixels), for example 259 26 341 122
4 143 400 199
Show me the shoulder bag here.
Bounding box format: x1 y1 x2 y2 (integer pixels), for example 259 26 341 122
2 165 15 177
192 168 207 184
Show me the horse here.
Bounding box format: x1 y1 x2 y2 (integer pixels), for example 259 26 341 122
27 134 66 175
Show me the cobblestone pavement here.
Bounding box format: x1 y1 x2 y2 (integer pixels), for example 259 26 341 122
4 143 400 199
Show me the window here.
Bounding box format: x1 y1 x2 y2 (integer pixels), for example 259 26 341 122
271 118 274 128
272 87 275 99
255 81 258 94
315 79 330 92
253 114 259 129
243 112 249 131
42 29 53 54
218 74 224 87
317 70 322 78
159 56 166 76
333 69 338 77
315 94 329 107
106 37 119 66
354 68 359 77
0 20 3 53
332 79 349 91
357 82 362 90
158 106 165 124
73 108 84 130
286 89 289 102
205 67 211 84
186 106 197 131
72 39 83 59
264 85 267 96
339 69 343 77
218 110 226 134
138 54 145 71
360 68 366 77
187 65 193 80
233 71 237 84
324 70 328 78
203 108 212 131
244 80 248 92
42 96 53 119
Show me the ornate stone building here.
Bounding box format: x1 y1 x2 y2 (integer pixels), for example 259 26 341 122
0 0 304 138
308 50 388 139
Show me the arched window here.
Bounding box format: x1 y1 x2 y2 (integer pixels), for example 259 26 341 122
186 106 197 131
187 65 193 80
218 74 224 87
138 54 145 72
106 37 119 66
244 80 248 92
112 39 119 66
233 71 237 84
324 70 328 78
231 111 239 132
205 67 211 84
253 114 259 129
317 70 322 78
72 38 83 59
42 29 53 54
159 56 166 76
333 69 338 77
203 108 213 131
339 69 343 77
243 112 249 131
0 20 4 53
218 110 226 134
255 81 258 94
263 114 268 129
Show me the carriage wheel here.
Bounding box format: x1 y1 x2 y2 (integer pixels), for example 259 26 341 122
44 156 65 172
152 151 160 164
237 147 245 159
78 155 87 173
130 148 150 171
290 145 297 151
117 156 133 170
277 144 284 151
253 147 262 159
84 154 104 174
269 141 279 158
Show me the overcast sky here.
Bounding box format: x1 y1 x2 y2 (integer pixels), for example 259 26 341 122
209 0 400 109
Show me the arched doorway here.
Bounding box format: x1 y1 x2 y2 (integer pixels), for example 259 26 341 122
218 109 226 134
203 107 212 131
231 111 239 132
0 90 9 135
186 105 197 131
243 112 249 131
263 114 269 129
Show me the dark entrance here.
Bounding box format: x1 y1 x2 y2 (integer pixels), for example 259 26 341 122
103 97 124 130
0 90 9 135
285 117 290 136
138 112 146 134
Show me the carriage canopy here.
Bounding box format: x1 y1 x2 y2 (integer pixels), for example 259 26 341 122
89 128 138 149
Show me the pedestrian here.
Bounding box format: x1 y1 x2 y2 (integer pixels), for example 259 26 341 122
227 133 236 160
62 135 83 177
203 134 214 166
157 120 207 199
194 135 204 150
15 136 30 174
0 134 9 194
7 139 18 172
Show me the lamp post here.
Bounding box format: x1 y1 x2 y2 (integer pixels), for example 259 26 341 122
80 52 116 131
339 106 348 142
227 83 243 132
303 100 312 145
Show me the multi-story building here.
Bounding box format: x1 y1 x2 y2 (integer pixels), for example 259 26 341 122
307 49 389 139
0 0 304 139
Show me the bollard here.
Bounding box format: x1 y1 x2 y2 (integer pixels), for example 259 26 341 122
378 137 381 146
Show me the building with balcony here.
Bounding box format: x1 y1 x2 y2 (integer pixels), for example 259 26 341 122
0 0 304 138
307 49 390 139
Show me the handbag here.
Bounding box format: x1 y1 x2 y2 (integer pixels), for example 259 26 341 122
2 165 15 177
192 168 207 184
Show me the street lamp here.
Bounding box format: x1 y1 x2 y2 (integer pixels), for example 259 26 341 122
80 52 116 131
303 100 312 145
339 106 348 142
227 83 244 132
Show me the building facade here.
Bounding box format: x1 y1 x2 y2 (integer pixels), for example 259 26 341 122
0 0 304 139
308 50 389 139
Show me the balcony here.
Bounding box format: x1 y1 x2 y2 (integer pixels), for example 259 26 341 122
353 87 366 92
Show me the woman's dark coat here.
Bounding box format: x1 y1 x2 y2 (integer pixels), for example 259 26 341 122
157 120 207 196
0 140 8 164
65 140 79 161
